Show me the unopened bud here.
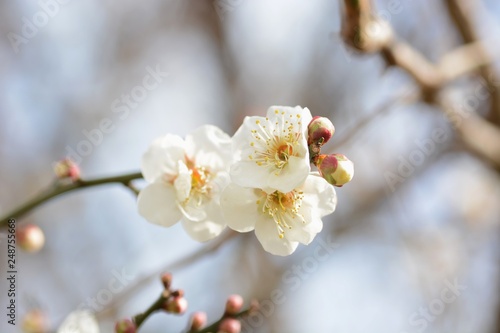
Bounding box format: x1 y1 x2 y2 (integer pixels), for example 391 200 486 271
225 295 243 315
307 116 335 145
53 159 80 181
249 299 260 314
21 310 48 333
165 297 188 314
317 154 354 186
189 312 207 331
171 289 184 298
17 224 45 253
161 272 172 289
115 318 136 333
218 318 241 333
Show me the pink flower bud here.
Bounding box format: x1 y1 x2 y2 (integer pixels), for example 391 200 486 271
115 318 136 333
307 116 335 145
165 297 188 314
21 310 48 333
161 272 172 289
53 159 80 181
218 318 241 333
317 154 354 186
171 289 184 298
17 224 45 253
225 294 243 315
189 311 207 331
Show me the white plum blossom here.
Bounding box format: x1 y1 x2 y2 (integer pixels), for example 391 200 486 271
57 310 99 333
220 174 337 256
138 125 231 242
230 106 313 193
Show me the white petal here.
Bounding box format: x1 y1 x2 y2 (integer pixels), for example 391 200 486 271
301 175 337 217
229 160 274 190
185 125 232 170
230 157 310 195
178 201 207 222
210 171 231 200
57 310 99 333
174 161 191 202
254 217 299 256
220 183 261 232
266 106 312 152
230 115 267 164
142 134 186 183
286 209 323 245
271 156 310 193
137 182 182 227
266 105 313 132
181 201 226 242
230 107 311 193
297 106 313 134
181 219 226 242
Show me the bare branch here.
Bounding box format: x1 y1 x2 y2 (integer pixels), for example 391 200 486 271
340 0 500 169
96 230 238 320
439 92 500 167
444 0 500 123
331 87 419 151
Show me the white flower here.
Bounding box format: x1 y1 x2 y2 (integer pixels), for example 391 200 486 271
138 125 231 242
220 174 337 256
230 105 313 193
57 310 99 333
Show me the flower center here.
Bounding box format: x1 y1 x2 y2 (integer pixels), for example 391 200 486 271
277 143 293 162
171 158 214 208
257 190 305 239
187 165 212 206
248 112 302 175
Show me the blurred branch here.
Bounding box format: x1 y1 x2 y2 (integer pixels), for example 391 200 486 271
340 0 500 169
444 0 500 124
439 92 500 167
331 87 419 151
341 0 499 95
0 171 143 227
438 39 497 83
96 230 238 320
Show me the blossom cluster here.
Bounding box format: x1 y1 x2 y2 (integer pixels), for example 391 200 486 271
137 106 353 256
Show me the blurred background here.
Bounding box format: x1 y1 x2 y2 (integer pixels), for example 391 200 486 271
1 0 500 332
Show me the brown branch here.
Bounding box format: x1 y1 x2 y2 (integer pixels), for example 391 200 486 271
444 0 500 124
438 39 497 83
439 92 500 167
381 41 443 95
340 0 500 169
340 0 393 53
0 171 143 227
340 1 499 94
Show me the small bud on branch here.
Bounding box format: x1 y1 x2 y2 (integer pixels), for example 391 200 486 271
316 154 354 186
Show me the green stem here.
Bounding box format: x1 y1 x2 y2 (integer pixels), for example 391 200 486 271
133 292 168 328
0 171 143 227
196 309 252 333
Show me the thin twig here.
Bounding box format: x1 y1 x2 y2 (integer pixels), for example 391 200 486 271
0 171 143 227
133 292 169 328
96 230 239 320
330 87 419 151
444 0 500 123
196 308 254 333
